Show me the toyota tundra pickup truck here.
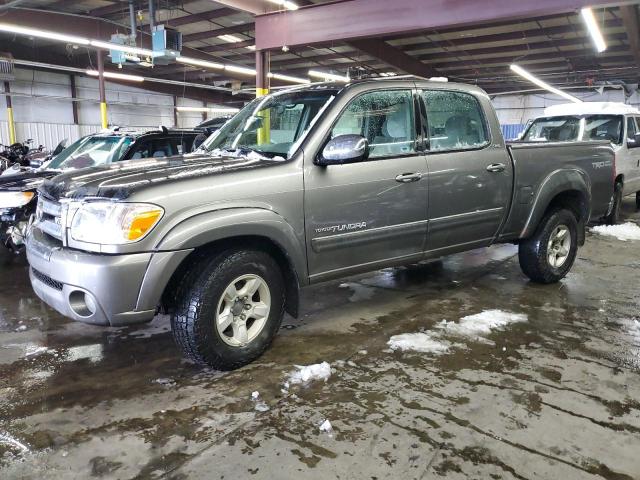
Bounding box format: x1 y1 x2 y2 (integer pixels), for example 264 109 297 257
25 79 614 370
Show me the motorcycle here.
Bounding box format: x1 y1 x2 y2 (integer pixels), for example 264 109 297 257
0 139 67 176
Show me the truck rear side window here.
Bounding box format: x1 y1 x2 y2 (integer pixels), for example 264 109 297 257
331 90 416 159
422 90 489 152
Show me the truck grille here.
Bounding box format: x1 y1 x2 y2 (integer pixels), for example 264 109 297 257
37 196 64 243
32 267 63 291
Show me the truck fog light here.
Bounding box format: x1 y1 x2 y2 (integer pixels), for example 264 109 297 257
69 290 97 318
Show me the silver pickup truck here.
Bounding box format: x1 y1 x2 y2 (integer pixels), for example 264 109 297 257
25 79 614 369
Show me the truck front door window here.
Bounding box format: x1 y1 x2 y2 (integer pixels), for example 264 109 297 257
422 90 489 151
331 90 416 159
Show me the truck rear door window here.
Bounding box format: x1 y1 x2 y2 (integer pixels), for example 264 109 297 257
330 89 416 159
422 90 489 151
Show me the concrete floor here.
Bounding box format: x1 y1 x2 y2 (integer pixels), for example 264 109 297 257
1 201 640 480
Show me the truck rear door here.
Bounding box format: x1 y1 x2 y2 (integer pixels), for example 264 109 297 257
419 89 513 253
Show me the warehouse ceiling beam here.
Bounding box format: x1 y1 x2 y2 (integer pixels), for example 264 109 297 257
347 38 439 78
255 0 629 50
620 4 640 68
0 8 254 82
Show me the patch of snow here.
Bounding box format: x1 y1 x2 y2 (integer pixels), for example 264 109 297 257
254 402 270 412
288 362 331 385
591 222 640 241
387 333 450 354
319 419 333 434
437 309 527 337
251 391 260 400
15 325 27 332
24 346 51 357
358 350 368 355
153 378 176 387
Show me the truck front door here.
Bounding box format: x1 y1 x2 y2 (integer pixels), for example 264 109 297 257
304 88 428 281
420 89 512 253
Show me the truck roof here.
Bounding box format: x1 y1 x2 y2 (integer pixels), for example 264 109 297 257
273 77 488 97
543 102 640 116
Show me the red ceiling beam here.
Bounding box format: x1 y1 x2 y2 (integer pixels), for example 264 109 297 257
255 0 628 50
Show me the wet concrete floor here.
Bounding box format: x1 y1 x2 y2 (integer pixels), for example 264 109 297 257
1 200 640 480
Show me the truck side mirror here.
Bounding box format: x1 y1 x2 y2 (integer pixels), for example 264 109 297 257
629 132 640 149
316 134 369 166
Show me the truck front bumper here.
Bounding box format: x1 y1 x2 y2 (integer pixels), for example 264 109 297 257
26 229 191 326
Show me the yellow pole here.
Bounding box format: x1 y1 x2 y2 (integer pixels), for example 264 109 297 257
256 87 270 146
4 81 16 144
100 102 108 129
97 50 108 129
7 107 16 144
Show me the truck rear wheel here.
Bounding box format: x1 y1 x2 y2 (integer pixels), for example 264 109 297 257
518 208 578 284
171 249 285 370
605 182 623 225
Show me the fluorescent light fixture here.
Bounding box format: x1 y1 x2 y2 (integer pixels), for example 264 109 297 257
510 64 582 104
0 22 89 45
246 45 257 51
176 106 240 113
225 64 257 75
218 34 243 43
266 0 299 10
581 8 607 53
308 69 350 82
268 72 310 84
176 56 224 70
89 40 154 57
86 69 144 82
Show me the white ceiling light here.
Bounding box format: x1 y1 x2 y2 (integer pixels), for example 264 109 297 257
246 45 257 51
308 69 350 82
0 22 89 45
266 0 299 11
581 8 607 53
86 69 144 82
176 106 240 113
177 56 225 70
268 72 310 84
225 64 257 75
510 64 582 103
89 40 154 57
218 34 243 43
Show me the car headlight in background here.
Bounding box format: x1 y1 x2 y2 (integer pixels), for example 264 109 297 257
0 191 35 209
70 202 164 244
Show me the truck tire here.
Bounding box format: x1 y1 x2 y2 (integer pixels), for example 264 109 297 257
518 208 578 284
171 249 285 370
605 183 623 225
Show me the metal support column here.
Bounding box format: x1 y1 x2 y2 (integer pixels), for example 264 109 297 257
4 81 16 144
70 74 79 125
173 95 178 127
97 50 108 129
256 50 270 145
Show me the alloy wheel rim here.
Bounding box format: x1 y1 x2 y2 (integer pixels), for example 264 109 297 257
547 225 571 268
215 274 271 347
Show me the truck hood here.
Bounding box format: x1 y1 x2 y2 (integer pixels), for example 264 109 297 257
40 153 281 201
0 170 58 193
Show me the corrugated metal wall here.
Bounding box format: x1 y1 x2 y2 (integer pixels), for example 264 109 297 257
500 124 527 141
0 122 101 149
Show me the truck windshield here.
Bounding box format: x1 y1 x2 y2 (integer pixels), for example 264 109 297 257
199 89 338 159
47 135 134 170
523 115 623 144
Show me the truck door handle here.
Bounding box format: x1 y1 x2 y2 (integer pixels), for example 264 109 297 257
395 172 422 183
486 163 506 173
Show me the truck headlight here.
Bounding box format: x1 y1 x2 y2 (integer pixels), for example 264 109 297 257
0 191 35 209
70 202 164 244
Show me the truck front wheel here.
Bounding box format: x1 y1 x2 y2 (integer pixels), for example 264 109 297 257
171 249 285 370
518 208 578 284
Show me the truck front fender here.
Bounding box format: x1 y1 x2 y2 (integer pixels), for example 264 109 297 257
155 207 308 284
520 168 591 240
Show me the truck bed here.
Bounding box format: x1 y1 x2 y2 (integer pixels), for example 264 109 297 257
499 140 615 241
